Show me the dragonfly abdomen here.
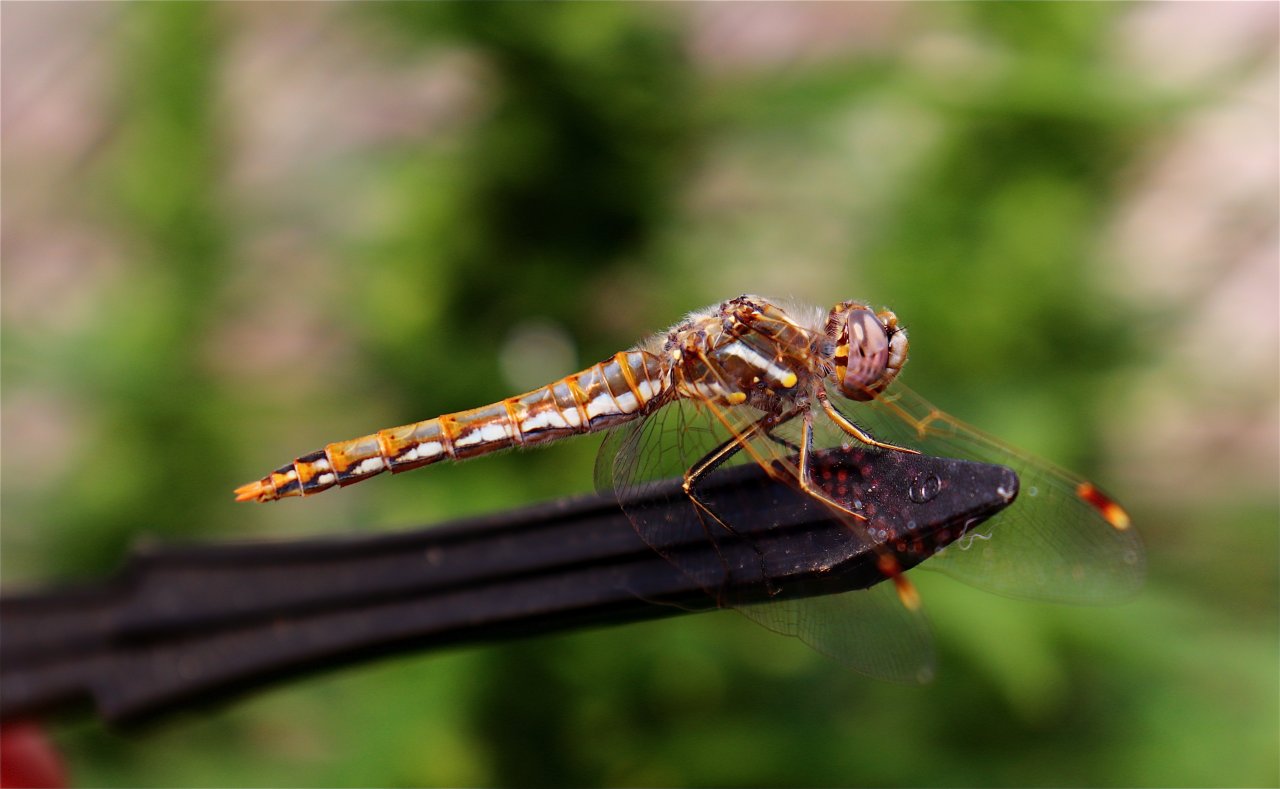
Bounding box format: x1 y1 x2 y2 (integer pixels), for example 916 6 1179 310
235 350 666 503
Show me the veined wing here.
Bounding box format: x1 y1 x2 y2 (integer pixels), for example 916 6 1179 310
595 396 937 683
738 583 935 683
595 398 804 599
844 380 1145 604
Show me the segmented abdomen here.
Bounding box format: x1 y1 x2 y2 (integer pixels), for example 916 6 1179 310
235 350 666 503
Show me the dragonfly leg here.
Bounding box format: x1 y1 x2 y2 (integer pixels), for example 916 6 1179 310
795 409 870 524
796 409 921 611
761 418 801 455
681 409 802 495
817 388 919 455
681 408 804 600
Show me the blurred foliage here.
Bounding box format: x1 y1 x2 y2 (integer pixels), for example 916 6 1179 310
2 2 1276 787
356 2 694 406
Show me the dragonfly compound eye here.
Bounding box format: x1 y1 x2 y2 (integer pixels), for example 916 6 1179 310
838 308 905 401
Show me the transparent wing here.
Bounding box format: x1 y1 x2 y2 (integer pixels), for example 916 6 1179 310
596 398 798 597
740 583 935 684
595 396 936 682
842 380 1146 603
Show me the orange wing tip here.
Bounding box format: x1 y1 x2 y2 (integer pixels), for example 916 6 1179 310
876 554 922 612
1076 482 1132 531
234 479 273 503
893 575 922 612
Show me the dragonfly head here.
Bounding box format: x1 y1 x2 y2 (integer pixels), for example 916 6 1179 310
825 303 908 402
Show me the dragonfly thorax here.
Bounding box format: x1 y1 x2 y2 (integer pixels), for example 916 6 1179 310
665 295 826 410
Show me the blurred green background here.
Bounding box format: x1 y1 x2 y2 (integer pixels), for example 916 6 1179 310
3 2 1276 786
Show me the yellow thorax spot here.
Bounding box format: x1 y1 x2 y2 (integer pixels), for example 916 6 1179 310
780 371 799 388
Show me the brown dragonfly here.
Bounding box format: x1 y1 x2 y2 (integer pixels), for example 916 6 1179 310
236 295 1143 681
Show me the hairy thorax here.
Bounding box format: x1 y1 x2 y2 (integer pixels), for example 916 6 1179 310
661 295 829 412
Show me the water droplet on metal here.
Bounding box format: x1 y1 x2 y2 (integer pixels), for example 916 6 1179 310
908 473 942 503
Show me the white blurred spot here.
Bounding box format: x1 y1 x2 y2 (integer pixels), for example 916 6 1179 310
499 319 578 393
684 3 904 74
0 387 85 491
1116 2 1279 89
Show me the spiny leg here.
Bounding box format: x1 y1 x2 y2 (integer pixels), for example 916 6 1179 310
761 413 802 455
796 407 921 612
795 407 870 524
682 409 802 498
681 408 803 601
816 388 919 455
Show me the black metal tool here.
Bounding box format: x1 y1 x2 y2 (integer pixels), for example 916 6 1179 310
0 447 1016 725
